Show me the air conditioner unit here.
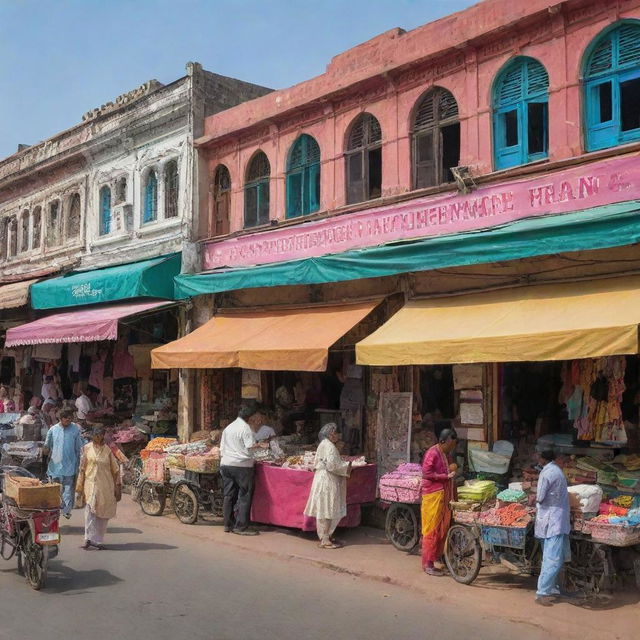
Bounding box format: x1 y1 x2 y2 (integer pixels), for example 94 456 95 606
112 204 133 232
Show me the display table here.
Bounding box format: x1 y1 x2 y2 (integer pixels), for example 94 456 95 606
251 462 377 531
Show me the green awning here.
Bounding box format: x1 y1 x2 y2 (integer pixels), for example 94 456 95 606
175 201 640 299
32 253 181 310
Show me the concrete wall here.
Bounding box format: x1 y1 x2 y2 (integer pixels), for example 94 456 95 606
199 0 640 238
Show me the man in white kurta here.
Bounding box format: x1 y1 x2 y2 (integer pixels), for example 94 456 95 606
304 423 351 548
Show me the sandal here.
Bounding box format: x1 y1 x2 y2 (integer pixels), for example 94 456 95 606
82 541 92 550
424 567 444 576
319 542 341 549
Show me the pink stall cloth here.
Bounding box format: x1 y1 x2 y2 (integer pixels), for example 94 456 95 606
4 301 170 347
250 463 377 531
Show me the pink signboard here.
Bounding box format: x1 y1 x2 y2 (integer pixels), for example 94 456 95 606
204 154 640 270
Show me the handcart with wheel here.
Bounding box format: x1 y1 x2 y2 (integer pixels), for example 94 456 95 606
171 470 223 524
444 511 640 594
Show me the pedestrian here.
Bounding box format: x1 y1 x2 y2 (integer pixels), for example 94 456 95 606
421 428 458 576
304 423 352 549
219 400 268 536
43 408 84 520
75 427 121 550
535 449 573 606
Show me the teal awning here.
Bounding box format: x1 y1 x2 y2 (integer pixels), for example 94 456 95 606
32 253 181 310
175 201 640 299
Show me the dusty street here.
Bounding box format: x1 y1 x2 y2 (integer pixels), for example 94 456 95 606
0 498 552 640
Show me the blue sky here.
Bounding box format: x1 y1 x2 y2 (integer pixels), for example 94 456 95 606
0 0 476 159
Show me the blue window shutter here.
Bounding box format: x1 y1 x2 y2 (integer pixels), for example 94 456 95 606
144 172 157 223
100 187 111 235
258 180 270 225
493 57 548 170
584 22 640 151
286 135 320 217
286 172 303 218
308 162 320 214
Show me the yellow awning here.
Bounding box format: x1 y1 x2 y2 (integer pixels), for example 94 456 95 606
0 278 38 310
152 301 379 371
356 276 640 365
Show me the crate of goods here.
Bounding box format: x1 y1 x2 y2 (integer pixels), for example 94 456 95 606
166 453 186 469
480 523 530 549
143 454 167 483
585 521 640 546
185 454 219 473
3 475 61 509
378 469 421 504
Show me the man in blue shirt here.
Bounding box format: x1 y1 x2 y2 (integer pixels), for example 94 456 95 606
43 408 84 519
535 449 571 605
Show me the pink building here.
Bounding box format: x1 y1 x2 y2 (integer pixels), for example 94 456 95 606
194 0 640 254
163 0 640 453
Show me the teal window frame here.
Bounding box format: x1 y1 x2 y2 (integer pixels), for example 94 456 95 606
144 170 158 223
286 134 321 218
99 186 111 236
493 57 549 171
584 22 640 152
244 152 270 228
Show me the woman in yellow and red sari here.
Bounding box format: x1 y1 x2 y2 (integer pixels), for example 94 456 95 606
421 428 458 576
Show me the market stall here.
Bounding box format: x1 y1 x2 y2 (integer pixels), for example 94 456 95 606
251 461 377 530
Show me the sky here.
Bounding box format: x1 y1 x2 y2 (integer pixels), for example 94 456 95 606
0 0 477 160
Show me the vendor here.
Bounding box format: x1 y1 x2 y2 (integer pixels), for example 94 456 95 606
75 385 101 423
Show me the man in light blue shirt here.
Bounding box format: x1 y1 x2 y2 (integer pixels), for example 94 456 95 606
43 408 84 519
535 449 571 605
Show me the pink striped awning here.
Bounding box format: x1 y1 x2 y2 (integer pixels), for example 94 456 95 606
5 301 170 347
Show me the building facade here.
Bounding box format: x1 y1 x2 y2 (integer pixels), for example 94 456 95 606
170 0 640 454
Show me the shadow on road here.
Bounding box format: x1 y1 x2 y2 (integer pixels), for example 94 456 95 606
42 561 124 594
60 526 143 536
100 542 178 551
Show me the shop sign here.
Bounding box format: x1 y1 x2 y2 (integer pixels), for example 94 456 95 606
204 154 640 270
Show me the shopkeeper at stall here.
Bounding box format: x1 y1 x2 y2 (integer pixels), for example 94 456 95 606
75 385 100 423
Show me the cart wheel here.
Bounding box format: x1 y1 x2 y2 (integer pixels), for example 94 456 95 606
211 491 224 518
445 524 482 585
172 482 199 524
566 538 611 595
22 531 49 591
139 480 166 516
385 503 420 552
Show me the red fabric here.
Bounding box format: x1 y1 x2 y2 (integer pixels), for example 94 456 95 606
5 301 168 347
421 445 450 495
250 463 376 531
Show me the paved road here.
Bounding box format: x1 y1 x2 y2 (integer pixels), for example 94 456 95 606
0 508 547 640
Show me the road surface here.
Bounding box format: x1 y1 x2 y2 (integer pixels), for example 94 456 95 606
0 506 551 640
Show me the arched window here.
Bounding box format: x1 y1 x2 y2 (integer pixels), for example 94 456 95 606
20 210 30 253
244 152 270 228
584 22 640 151
493 57 549 170
143 170 158 223
47 200 61 247
8 216 18 257
32 206 41 249
99 186 112 236
164 160 179 219
345 113 382 204
67 193 81 239
212 165 231 236
412 88 460 188
286 134 320 218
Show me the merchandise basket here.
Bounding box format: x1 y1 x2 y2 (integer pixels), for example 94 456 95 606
480 523 530 549
584 521 640 547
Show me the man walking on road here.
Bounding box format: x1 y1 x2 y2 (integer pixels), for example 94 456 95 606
220 401 268 536
43 408 84 519
535 450 572 606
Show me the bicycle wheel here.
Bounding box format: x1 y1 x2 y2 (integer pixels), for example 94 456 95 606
172 482 199 525
444 524 482 585
23 531 49 591
139 480 167 516
385 503 420 552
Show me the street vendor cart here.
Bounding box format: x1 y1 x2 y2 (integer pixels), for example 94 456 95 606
250 462 377 531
